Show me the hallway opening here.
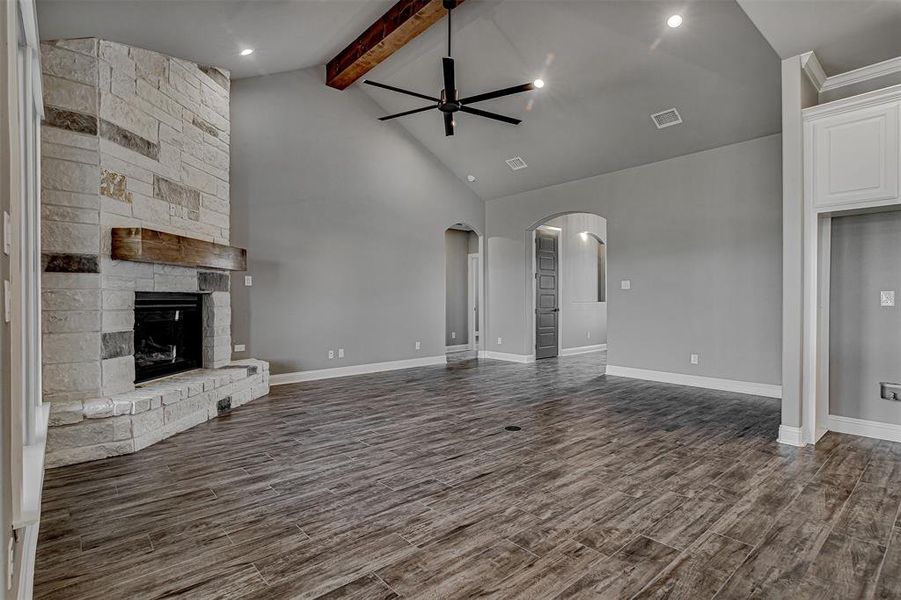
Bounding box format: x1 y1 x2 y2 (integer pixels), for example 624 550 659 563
529 212 607 367
445 224 481 359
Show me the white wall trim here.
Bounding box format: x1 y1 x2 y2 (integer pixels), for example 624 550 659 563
271 355 447 385
800 51 827 91
802 50 901 93
560 343 607 357
479 351 536 364
822 55 901 92
16 521 38 600
826 414 901 444
803 82 901 119
445 344 472 353
605 365 782 399
777 425 805 447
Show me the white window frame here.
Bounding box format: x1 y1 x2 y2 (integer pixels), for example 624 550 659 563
8 0 47 533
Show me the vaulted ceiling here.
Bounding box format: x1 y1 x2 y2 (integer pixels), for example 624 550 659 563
36 0 396 79
35 0 899 199
358 0 781 198
737 0 901 75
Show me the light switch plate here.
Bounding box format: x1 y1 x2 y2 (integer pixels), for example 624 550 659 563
233 344 245 352
244 275 253 286
621 280 631 290
3 211 9 256
338 348 345 358
881 290 895 307
690 353 699 365
415 341 421 351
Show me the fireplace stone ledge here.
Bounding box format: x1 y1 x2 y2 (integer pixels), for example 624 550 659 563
46 359 269 468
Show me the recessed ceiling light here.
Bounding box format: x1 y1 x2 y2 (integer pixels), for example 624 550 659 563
533 79 545 89
466 174 477 182
666 14 683 28
240 48 254 56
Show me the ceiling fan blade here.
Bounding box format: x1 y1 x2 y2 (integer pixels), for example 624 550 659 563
378 105 437 121
444 112 455 136
443 57 456 100
459 82 535 105
363 80 440 103
460 105 521 125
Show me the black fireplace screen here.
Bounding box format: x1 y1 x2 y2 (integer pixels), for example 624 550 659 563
134 292 203 383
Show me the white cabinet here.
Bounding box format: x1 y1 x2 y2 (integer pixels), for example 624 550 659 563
805 89 901 212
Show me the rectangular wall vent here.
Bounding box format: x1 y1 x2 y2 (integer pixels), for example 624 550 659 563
651 108 683 129
505 156 528 171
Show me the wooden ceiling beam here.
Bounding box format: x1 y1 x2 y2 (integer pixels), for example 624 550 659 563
326 0 461 90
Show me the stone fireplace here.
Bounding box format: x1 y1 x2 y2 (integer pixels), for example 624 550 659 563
40 38 269 467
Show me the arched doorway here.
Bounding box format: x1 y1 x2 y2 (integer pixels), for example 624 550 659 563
528 212 607 366
445 223 482 361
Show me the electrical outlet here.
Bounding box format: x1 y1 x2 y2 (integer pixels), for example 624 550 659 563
233 344 245 352
328 350 335 360
690 353 699 365
497 337 503 345
621 279 631 290
881 290 895 307
451 331 456 339
338 348 344 358
244 275 253 286
415 341 421 351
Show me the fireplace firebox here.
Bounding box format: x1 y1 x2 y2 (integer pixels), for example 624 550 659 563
134 292 203 383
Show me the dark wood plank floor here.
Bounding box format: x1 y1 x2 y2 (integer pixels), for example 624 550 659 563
36 354 901 599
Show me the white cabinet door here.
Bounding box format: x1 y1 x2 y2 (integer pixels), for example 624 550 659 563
809 102 900 210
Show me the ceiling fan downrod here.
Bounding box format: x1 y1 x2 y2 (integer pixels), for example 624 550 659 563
444 0 456 58
363 0 538 136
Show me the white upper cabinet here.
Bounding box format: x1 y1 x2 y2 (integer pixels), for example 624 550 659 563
805 87 901 212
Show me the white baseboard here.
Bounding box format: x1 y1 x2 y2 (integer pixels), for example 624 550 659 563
271 355 447 385
479 351 536 363
826 414 901 444
560 344 607 357
604 365 782 399
777 425 805 447
445 344 472 353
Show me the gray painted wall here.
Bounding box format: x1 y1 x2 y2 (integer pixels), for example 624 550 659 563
485 134 782 385
830 211 901 425
445 229 475 346
230 67 483 374
544 213 608 350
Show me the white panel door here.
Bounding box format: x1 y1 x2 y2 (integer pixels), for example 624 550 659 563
810 102 899 210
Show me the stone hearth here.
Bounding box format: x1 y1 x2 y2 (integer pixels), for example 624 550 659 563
46 360 269 467
40 38 269 466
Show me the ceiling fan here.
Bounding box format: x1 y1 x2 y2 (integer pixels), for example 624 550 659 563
363 0 543 136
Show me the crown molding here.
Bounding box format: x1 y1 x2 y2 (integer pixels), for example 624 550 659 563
822 55 901 92
800 52 826 91
801 50 901 94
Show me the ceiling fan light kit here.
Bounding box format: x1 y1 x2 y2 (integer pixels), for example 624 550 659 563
363 0 539 136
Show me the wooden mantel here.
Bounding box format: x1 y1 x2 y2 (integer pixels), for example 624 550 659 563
111 228 247 271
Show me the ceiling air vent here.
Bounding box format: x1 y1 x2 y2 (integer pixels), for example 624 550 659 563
651 108 683 129
505 156 528 171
